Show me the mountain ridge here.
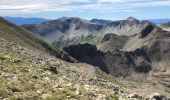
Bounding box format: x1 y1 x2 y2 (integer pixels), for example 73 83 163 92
0 17 76 63
4 16 49 25
22 17 152 48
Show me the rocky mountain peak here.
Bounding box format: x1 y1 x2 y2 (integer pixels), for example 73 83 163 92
126 16 139 22
90 19 112 25
57 16 71 21
66 17 91 24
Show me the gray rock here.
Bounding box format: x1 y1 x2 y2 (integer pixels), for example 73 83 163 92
147 93 167 100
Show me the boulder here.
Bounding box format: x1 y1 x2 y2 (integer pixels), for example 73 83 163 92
146 93 167 100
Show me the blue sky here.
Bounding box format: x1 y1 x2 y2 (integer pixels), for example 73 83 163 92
0 0 170 20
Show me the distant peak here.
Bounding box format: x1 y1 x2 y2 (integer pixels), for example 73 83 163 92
57 17 71 21
126 17 139 22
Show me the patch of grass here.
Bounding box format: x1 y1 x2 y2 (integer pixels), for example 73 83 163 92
47 85 77 100
7 85 22 92
165 88 170 93
95 68 122 85
0 51 46 99
106 94 119 100
52 35 102 49
0 89 9 98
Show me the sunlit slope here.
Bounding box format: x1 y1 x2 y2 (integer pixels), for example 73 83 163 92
0 17 76 62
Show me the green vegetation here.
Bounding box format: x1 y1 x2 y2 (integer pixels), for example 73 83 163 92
0 51 45 99
105 94 119 100
166 88 170 93
95 68 122 85
0 51 120 99
52 35 102 48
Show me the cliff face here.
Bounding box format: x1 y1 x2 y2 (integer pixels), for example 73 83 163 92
97 33 129 52
63 25 170 96
64 43 151 78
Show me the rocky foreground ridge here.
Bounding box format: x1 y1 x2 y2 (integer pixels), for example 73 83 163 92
0 17 170 99
0 33 169 100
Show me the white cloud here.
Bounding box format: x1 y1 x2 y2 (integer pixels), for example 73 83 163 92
98 0 124 3
0 4 44 10
0 0 170 16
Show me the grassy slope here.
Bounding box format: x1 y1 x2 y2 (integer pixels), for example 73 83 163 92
52 35 102 49
0 51 119 100
0 38 121 100
0 17 76 63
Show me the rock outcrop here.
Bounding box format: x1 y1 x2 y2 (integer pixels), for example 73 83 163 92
64 43 151 77
97 33 129 52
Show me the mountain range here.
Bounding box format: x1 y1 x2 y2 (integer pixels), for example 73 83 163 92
3 16 49 25
0 16 170 99
149 19 170 24
22 17 151 47
4 16 170 25
22 15 170 78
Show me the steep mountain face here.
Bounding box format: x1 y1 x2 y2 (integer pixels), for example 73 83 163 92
22 17 152 48
4 16 48 25
97 23 155 52
64 43 151 78
159 22 170 31
144 29 170 73
122 25 170 72
90 19 112 25
103 17 151 36
22 17 102 43
97 33 129 52
0 17 76 63
63 25 170 93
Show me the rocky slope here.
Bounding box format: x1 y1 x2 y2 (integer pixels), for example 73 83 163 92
97 33 129 52
1 17 168 99
122 25 170 74
0 37 123 100
0 16 126 99
62 21 170 98
0 17 76 63
63 43 170 98
64 43 151 78
2 33 169 99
